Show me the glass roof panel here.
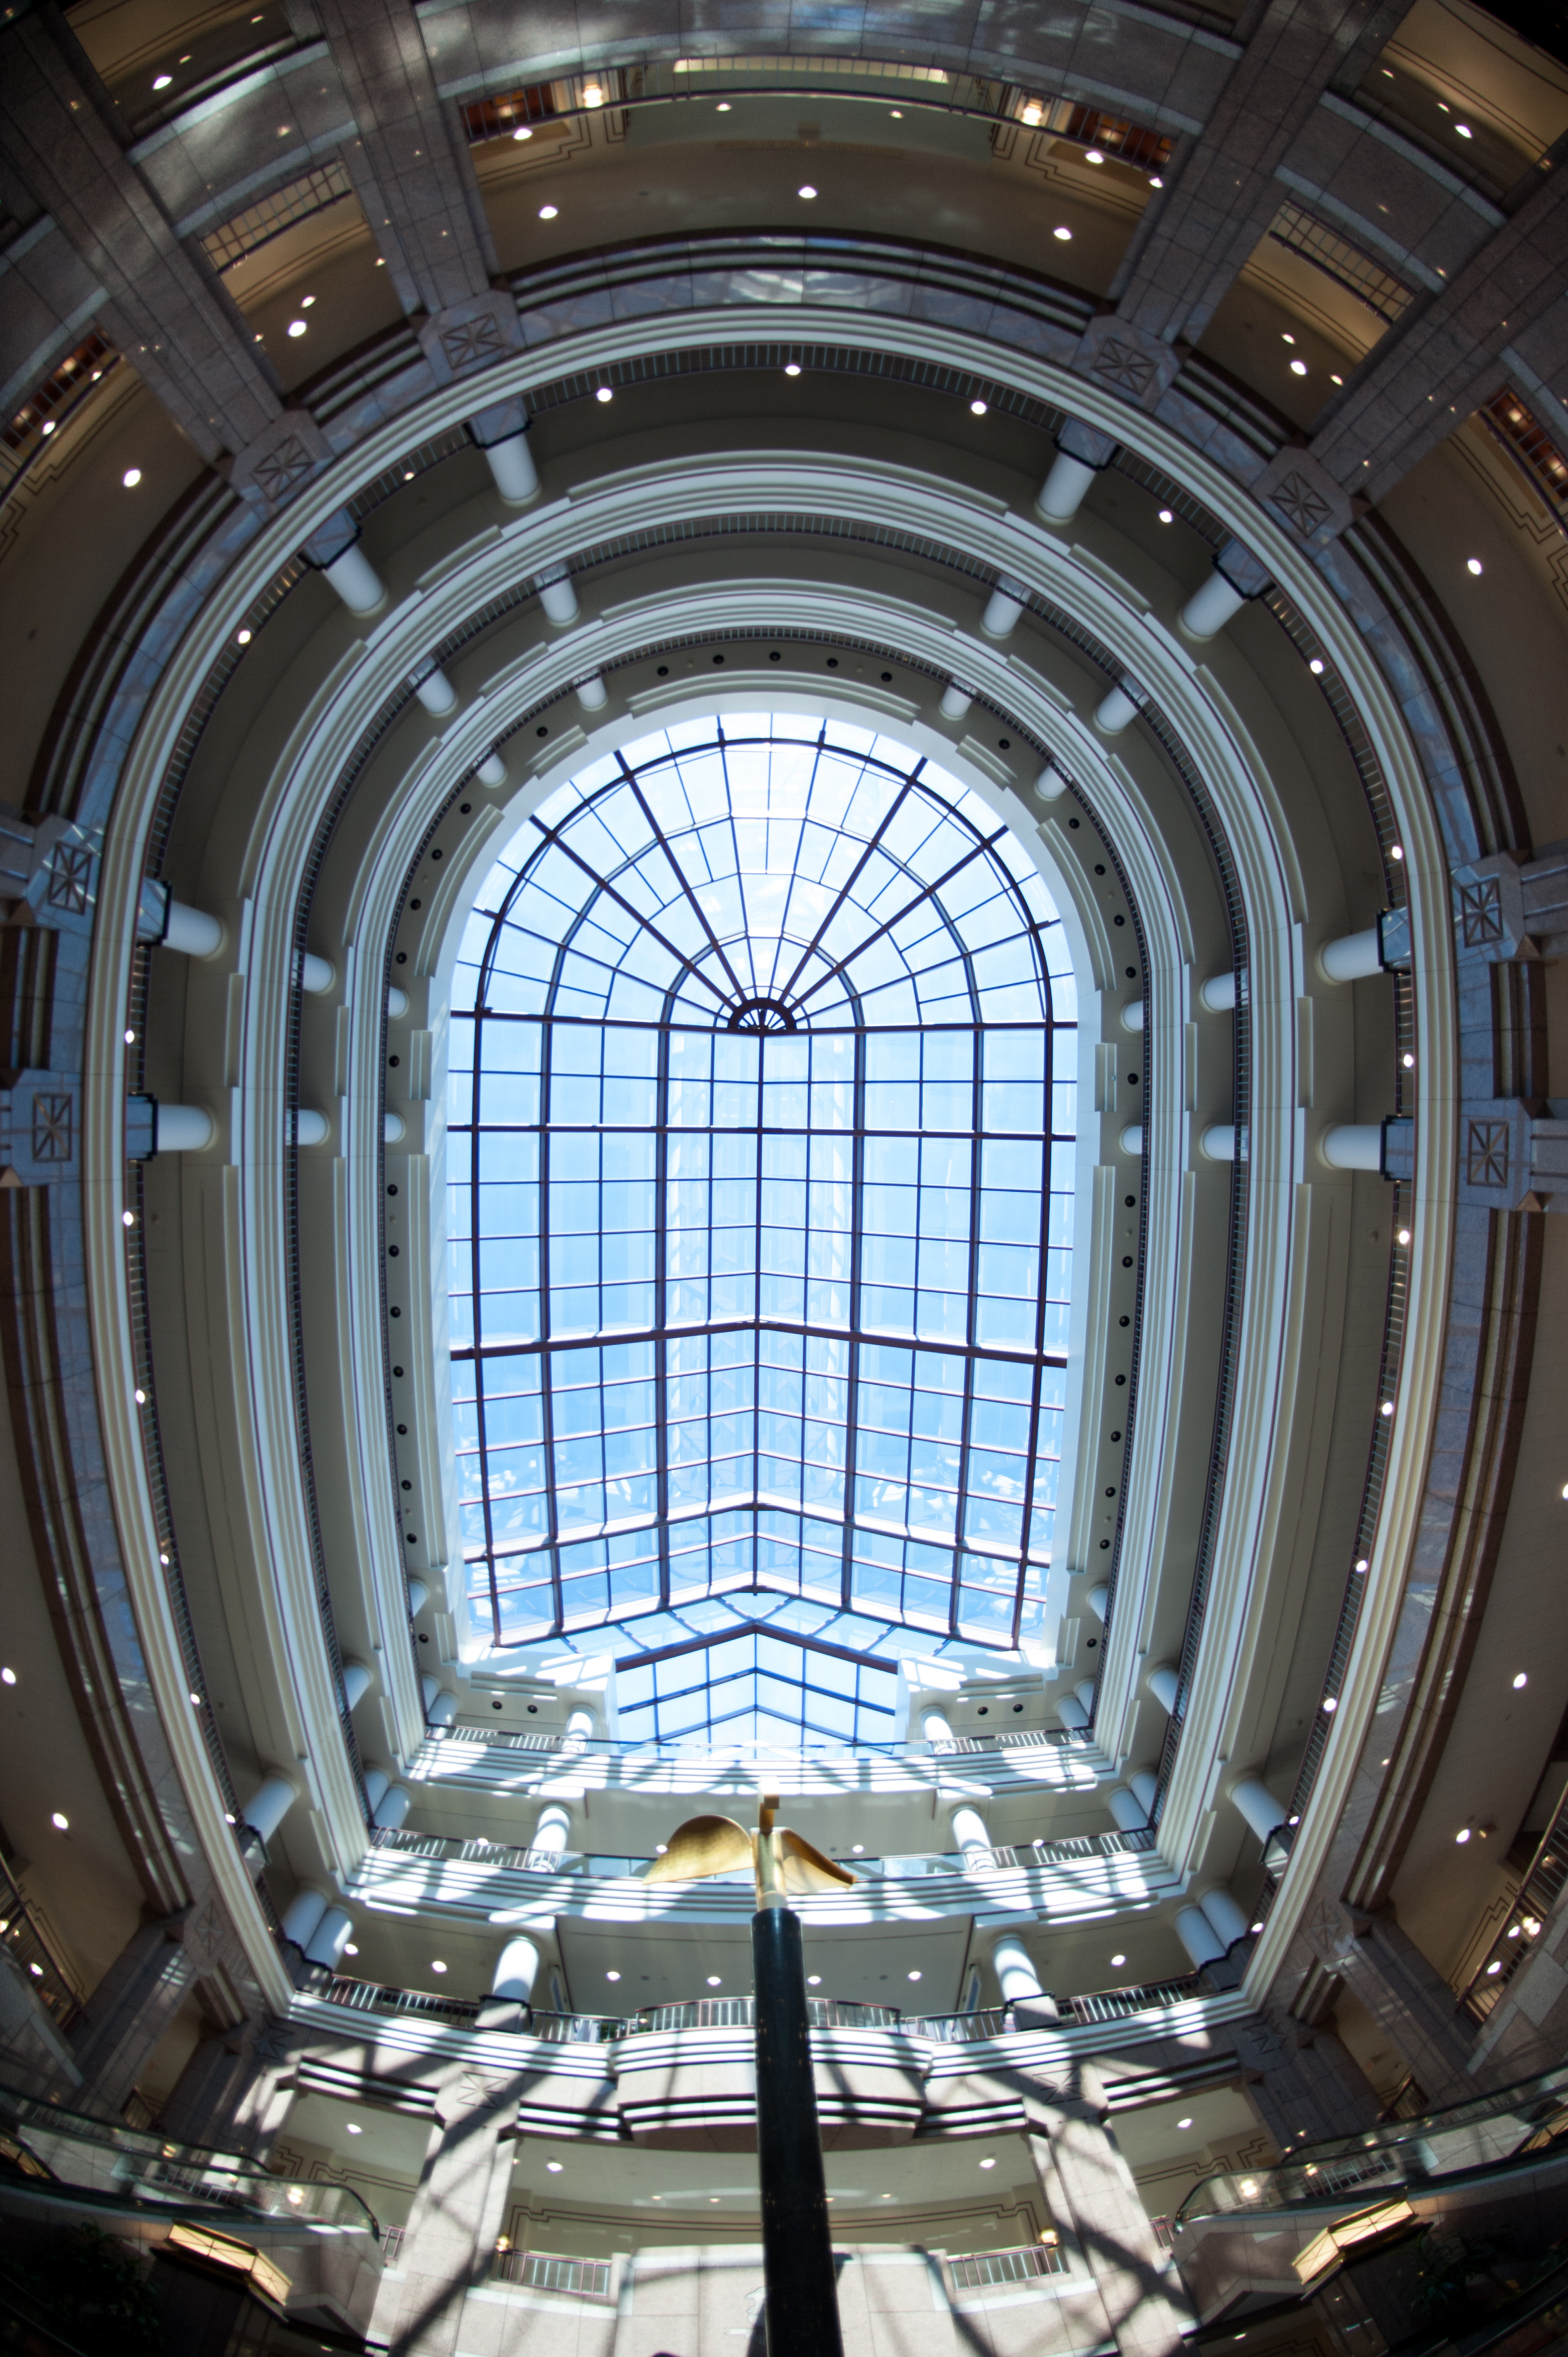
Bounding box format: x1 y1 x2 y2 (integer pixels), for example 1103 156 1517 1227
447 715 1078 1736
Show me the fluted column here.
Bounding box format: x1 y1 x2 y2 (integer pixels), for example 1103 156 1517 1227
369 2061 527 2357
1025 2076 1187 2357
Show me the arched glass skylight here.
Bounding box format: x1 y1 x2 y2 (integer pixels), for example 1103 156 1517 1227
446 713 1078 1742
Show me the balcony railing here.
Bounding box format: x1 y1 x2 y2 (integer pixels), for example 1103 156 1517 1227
365 1824 1155 1883
0 1857 84 2034
949 2243 1069 2289
491 2249 615 2298
425 1721 1090 1762
1458 1781 1568 2020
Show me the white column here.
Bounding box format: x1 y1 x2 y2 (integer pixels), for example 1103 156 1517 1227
407 1577 429 1614
162 902 224 958
1199 1885 1251 1948
322 544 384 615
1075 1678 1097 1718
540 575 579 624
533 1800 572 1856
1056 1693 1089 1729
294 1109 329 1147
301 953 334 995
1179 572 1246 640
1200 970 1239 1012
1095 684 1138 734
1174 1904 1226 1970
386 986 409 1018
1086 1584 1110 1622
1120 1124 1144 1155
421 1676 456 1726
565 1705 595 1740
304 1907 354 1969
577 673 607 711
240 1773 296 1844
477 752 508 788
1034 761 1071 801
1201 1123 1246 1162
982 586 1023 638
373 1785 411 1829
384 1113 406 1144
363 1768 389 1812
156 1104 215 1151
414 667 457 716
1318 928 1382 983
1108 1787 1148 1833
1120 1001 1144 1033
991 1933 1044 2002
921 1707 956 1741
940 682 972 721
482 431 538 503
1320 1124 1383 1172
1128 1769 1158 1819
1145 1664 1179 1714
1037 451 1098 523
281 1888 328 1949
1230 1774 1288 1845
492 1935 541 2001
341 1659 373 1709
951 1804 991 1857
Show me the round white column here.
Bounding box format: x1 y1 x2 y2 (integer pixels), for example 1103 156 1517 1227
1200 971 1239 1012
1036 451 1097 523
477 753 508 788
533 1801 572 1856
981 587 1023 638
1095 684 1138 734
341 1659 373 1709
373 1785 411 1829
921 1707 956 1741
1075 1678 1097 1718
294 1109 329 1147
991 1933 1044 2002
1055 1693 1089 1729
1318 928 1382 983
363 1767 389 1812
940 682 972 721
241 1773 296 1844
1201 1124 1246 1162
1145 1664 1180 1714
162 901 224 958
281 1888 328 1949
1129 1769 1158 1819
1230 1774 1288 1845
155 1105 215 1152
492 1935 541 2002
540 576 579 624
322 544 384 615
384 1113 406 1144
1120 1124 1144 1155
951 1805 991 1857
1199 1885 1252 1949
386 986 409 1018
421 1674 456 1725
414 667 457 716
1180 573 1246 640
1120 1001 1145 1033
1108 1787 1148 1833
1174 1905 1226 1970
406 1577 429 1615
481 432 538 503
577 674 607 711
301 953 334 995
305 1907 354 1969
1320 1125 1383 1172
1034 762 1071 801
565 1705 595 1741
1086 1584 1110 1622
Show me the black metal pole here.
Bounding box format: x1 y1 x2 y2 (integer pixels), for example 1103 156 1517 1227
752 1903 844 2356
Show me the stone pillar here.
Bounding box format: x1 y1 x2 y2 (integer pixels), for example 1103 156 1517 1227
158 2019 261 2149
1229 2011 1381 2150
370 2063 523 2357
1025 2075 1187 2357
69 1913 195 2115
1307 1905 1476 2108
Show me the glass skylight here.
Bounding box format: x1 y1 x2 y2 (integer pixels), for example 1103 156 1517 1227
446 714 1079 1733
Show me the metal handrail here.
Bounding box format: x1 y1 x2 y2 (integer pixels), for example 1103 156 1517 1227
1459 1783 1568 2019
364 1823 1157 1881
0 1857 84 2033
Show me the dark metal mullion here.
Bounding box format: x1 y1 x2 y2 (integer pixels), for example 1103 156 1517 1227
655 1017 672 1612
792 829 1008 1015
538 1016 563 1634
619 763 750 1007
467 1006 502 1640
542 802 732 1013
775 769 921 1007
1012 1026 1055 1651
749 1029 763 1590
948 1019 986 1641
839 1023 866 1611
457 1309 1067 1372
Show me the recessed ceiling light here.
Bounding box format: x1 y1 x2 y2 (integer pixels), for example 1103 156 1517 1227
1111 1953 1126 1967
1456 122 1472 137
978 2157 996 2169
1085 148 1104 163
1402 1052 1415 1068
547 2160 563 2173
51 1813 68 1830
1177 2117 1193 2129
1149 174 1163 186
343 1943 358 1955
969 398 988 416
431 1959 447 1973
785 363 801 377
301 295 316 308
0 1670 14 1686
807 1974 822 1985
236 628 252 646
1290 360 1308 375
153 73 172 88
1355 1558 1369 1572
890 108 903 118
1330 373 1343 384
1322 1696 1337 1712
798 184 817 199
1309 657 1325 674
347 2123 362 2134
1380 1401 1394 1417
513 126 532 141
134 1389 146 1404
595 386 613 403
583 83 604 106
1053 225 1072 240
1467 558 1483 575
907 1969 922 1982
706 1974 722 1987
40 420 54 437
122 1210 135 1227
287 320 307 338
606 1969 621 1981
1514 1672 1529 1689
122 468 142 488
539 204 558 219
1456 1826 1471 1843
850 1843 864 1854
716 101 731 111
1251 1921 1263 1933
1390 843 1405 860
1158 508 1173 523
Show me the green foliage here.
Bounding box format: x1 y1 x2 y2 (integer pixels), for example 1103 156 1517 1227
4 2224 164 2354
1410 2224 1518 2327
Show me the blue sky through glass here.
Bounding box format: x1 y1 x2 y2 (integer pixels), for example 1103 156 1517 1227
446 714 1078 1744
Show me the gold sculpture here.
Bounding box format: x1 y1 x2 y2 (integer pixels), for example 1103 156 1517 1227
644 1794 856 1907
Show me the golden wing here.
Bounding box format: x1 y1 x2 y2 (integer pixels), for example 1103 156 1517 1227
643 1814 754 1883
778 1828 858 1894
